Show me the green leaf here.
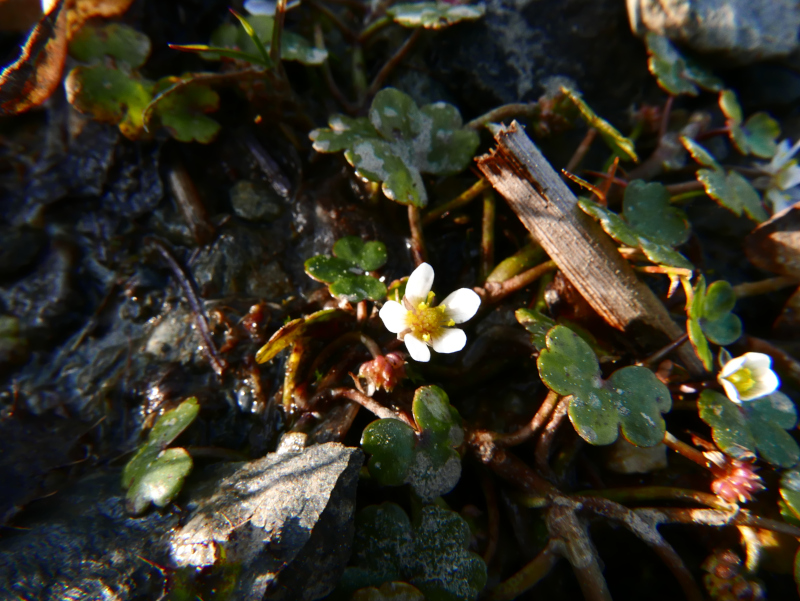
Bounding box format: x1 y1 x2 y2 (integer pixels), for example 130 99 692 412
537 325 671 447
699 390 799 467
686 277 742 366
681 136 720 169
623 181 689 247
727 171 769 223
334 236 388 271
69 23 151 68
637 237 693 269
720 90 780 159
122 397 200 515
151 78 220 143
388 2 485 29
343 504 487 601
305 256 354 283
65 65 154 140
578 199 640 247
781 470 800 523
360 386 463 501
515 307 555 351
561 87 638 162
206 15 326 65
310 88 479 207
255 308 350 363
362 419 416 486
486 244 545 283
330 274 388 302
644 34 722 97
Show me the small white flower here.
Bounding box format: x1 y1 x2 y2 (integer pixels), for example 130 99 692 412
754 139 800 213
718 352 779 403
379 263 480 362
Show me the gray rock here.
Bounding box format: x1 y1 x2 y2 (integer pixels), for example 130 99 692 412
170 442 363 600
230 180 284 223
627 0 800 63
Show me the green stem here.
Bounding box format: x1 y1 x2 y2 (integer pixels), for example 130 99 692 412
422 178 491 225
486 243 545 283
670 190 707 204
480 188 496 283
364 28 422 103
270 0 288 67
408 205 427 265
466 102 541 130
481 260 559 306
358 15 391 42
314 24 358 114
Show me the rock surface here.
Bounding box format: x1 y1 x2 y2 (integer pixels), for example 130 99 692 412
627 0 800 64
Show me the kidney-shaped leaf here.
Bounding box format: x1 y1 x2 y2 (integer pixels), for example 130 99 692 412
310 88 479 207
537 325 672 447
699 389 799 467
69 22 151 67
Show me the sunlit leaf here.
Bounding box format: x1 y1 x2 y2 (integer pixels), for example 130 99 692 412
305 236 388 302
388 2 485 30
255 308 351 363
720 89 780 159
151 77 220 143
310 88 478 207
645 33 722 96
699 390 799 467
69 22 150 68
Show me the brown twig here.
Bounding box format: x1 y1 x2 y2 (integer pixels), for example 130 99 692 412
535 396 569 478
466 102 541 130
364 29 421 102
564 128 597 174
732 276 799 298
313 24 358 114
408 205 427 265
145 237 227 377
636 333 689 369
308 0 358 41
479 260 558 306
480 471 500 565
488 540 560 601
493 391 560 447
663 431 714 470
166 161 216 246
318 387 415 426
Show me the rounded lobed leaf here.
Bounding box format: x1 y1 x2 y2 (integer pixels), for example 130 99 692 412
605 366 671 447
742 112 780 159
370 88 422 142
333 236 388 271
330 274 388 302
623 181 689 247
701 313 742 346
698 390 755 460
351 502 414 581
578 199 640 247
70 23 151 68
361 419 416 486
304 255 353 284
152 79 220 144
645 33 699 96
125 447 193 515
637 237 693 269
537 325 600 396
310 115 375 154
515 307 555 352
412 385 460 440
703 281 736 322
388 2 485 30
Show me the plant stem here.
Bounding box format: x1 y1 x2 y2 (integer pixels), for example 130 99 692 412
564 128 597 173
270 0 288 73
422 178 491 225
480 471 500 565
743 335 800 388
319 387 416 426
309 0 358 41
314 24 358 114
663 431 715 471
364 28 421 102
493 391 560 447
408 205 427 265
480 188 496 282
466 102 540 130
577 486 732 511
488 540 560 601
535 396 569 478
664 180 704 195
358 14 391 42
670 190 707 204
733 276 799 298
480 260 558 305
636 333 689 368
658 95 673 140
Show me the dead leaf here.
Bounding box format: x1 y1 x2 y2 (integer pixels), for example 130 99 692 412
0 0 67 115
746 202 800 278
68 0 137 37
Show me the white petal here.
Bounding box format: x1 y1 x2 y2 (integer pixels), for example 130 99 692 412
770 139 794 170
740 369 780 401
431 328 467 354
379 301 409 334
741 352 773 372
440 288 481 324
720 378 743 404
405 263 434 306
404 334 431 362
720 355 747 378
777 164 800 190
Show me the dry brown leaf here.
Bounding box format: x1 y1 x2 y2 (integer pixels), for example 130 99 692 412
746 203 800 279
68 0 136 36
0 0 67 115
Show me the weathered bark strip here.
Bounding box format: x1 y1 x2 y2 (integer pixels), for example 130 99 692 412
476 121 705 375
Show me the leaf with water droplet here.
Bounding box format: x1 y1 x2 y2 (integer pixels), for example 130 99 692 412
388 2 485 30
310 88 478 207
305 236 388 302
537 325 672 447
699 389 799 467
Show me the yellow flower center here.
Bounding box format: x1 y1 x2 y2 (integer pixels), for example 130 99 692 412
404 292 455 342
724 368 757 395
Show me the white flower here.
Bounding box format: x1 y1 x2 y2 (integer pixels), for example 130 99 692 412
379 263 480 362
754 139 800 213
718 352 779 403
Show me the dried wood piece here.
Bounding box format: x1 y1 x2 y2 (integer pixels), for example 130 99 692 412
476 121 704 375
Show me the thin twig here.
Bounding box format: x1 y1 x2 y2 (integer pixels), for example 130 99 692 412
578 486 732 511
145 237 228 377
493 391 560 447
408 205 427 265
564 128 597 174
466 102 541 130
314 24 358 114
535 397 569 478
422 178 491 225
270 0 287 67
480 471 500 565
488 540 560 601
658 95 673 141
364 29 421 102
480 188 496 282
319 387 415 426
636 333 689 369
663 432 716 471
664 181 705 196
733 276 799 298
480 260 559 306
308 0 358 41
